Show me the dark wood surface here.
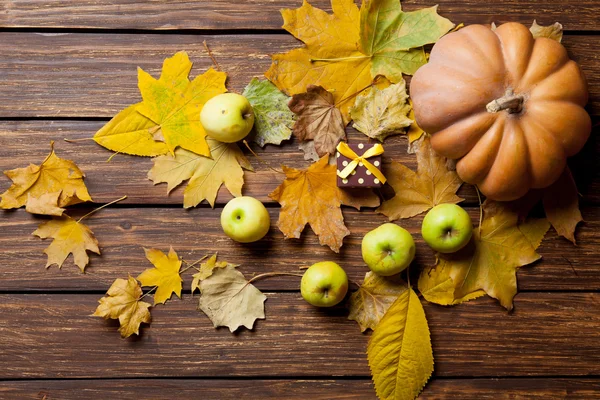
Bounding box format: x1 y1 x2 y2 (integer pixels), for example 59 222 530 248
0 0 599 398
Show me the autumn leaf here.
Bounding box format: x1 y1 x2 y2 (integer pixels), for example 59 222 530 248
265 0 453 122
137 247 183 305
368 287 433 400
269 155 379 252
93 275 152 338
419 200 550 310
0 142 92 212
350 80 412 142
377 136 463 220
197 265 267 332
148 138 253 208
33 215 100 272
542 167 582 244
25 192 65 216
530 20 563 42
348 272 407 332
191 254 239 293
407 100 425 145
93 103 169 157
243 78 296 147
288 85 346 157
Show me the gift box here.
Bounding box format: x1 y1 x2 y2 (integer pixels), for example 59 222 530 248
336 142 386 188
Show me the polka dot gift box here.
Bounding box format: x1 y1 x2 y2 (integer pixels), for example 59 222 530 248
336 142 386 188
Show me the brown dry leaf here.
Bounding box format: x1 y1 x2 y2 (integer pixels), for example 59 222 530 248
542 167 582 244
418 200 550 310
288 85 346 157
197 265 267 332
530 20 563 42
148 138 253 208
25 192 65 216
137 247 183 305
33 215 100 272
348 272 407 332
93 275 152 338
191 254 239 293
377 136 463 220
0 142 92 212
269 155 379 252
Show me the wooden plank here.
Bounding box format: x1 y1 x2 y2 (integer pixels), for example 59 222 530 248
0 293 598 378
0 207 597 292
2 378 599 399
1 0 599 31
0 33 598 117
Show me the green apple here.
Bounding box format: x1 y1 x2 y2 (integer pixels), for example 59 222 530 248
361 223 415 276
200 93 255 143
421 204 473 253
220 196 270 243
301 261 348 307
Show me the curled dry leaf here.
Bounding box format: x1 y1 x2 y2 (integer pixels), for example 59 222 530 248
542 167 582 244
298 140 321 163
265 0 454 122
191 254 239 293
530 20 563 42
93 275 152 338
33 215 100 272
367 288 433 400
0 142 92 212
348 272 407 332
418 200 550 310
198 265 267 332
148 138 253 208
137 247 183 305
25 192 65 216
377 136 463 220
269 156 379 253
243 78 296 147
350 80 412 142
288 85 346 157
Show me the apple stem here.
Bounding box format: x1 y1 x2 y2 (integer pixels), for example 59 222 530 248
76 195 127 223
203 40 221 71
242 140 285 175
247 272 305 285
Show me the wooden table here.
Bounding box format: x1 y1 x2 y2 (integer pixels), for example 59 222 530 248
0 1 599 398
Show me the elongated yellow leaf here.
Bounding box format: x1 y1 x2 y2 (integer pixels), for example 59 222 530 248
33 215 100 272
137 247 183 305
368 288 433 400
93 275 152 338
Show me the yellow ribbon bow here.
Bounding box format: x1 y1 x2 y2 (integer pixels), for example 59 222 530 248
336 142 386 184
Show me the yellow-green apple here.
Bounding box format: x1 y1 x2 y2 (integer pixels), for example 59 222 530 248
200 93 255 143
300 261 348 307
362 223 415 276
421 204 473 253
220 196 270 243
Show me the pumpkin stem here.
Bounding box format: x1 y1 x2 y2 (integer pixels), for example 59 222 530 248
486 89 524 114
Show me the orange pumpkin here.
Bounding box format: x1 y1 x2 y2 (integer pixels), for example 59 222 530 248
410 22 591 201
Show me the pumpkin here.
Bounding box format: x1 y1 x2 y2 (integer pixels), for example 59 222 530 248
410 22 591 201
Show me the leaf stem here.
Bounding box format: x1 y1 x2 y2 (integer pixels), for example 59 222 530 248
63 138 95 143
242 140 285 174
180 255 209 274
247 272 305 285
203 40 221 71
77 195 127 223
139 285 158 301
334 76 382 107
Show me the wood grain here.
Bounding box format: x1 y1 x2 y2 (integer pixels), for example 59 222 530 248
0 207 597 292
0 293 598 379
1 0 598 31
1 378 599 399
0 33 598 118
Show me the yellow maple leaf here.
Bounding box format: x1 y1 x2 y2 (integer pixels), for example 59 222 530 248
0 142 92 212
367 287 433 400
377 136 463 220
348 272 407 332
93 275 152 338
137 247 183 305
191 254 238 293
148 138 253 208
418 200 550 310
269 155 379 252
33 215 100 272
266 0 453 122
